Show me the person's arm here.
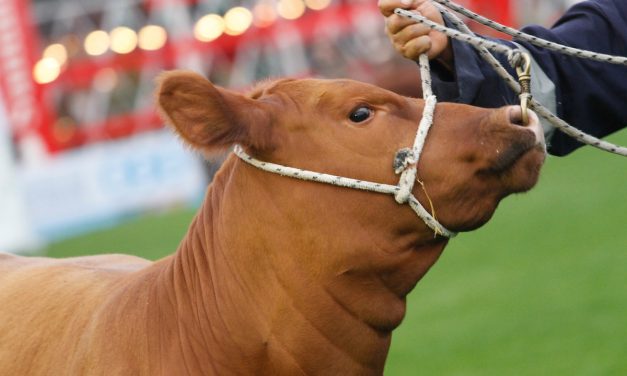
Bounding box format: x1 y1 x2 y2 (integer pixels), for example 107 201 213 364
380 0 627 156
435 0 627 156
523 0 626 155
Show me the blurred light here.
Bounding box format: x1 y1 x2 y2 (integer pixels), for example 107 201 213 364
194 14 225 42
61 34 82 58
253 3 277 28
277 0 306 20
110 27 138 54
52 117 77 144
305 0 332 11
224 7 253 36
93 68 118 92
138 25 168 51
43 43 68 66
84 30 110 56
33 58 61 84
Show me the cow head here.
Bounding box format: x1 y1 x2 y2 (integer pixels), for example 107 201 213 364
158 71 545 238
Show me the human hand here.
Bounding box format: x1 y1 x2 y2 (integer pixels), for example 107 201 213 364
378 0 453 67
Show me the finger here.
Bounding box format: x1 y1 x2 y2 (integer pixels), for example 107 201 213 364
385 13 423 35
402 35 432 61
394 22 431 45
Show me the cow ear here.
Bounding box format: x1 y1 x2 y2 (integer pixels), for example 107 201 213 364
156 71 275 153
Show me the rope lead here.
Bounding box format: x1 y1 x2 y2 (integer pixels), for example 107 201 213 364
394 6 627 157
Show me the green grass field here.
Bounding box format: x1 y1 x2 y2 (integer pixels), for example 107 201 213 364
46 131 627 375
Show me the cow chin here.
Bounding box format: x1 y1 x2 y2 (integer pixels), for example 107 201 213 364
461 145 545 231
500 144 546 194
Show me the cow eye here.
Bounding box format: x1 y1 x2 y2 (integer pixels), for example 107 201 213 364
349 106 372 123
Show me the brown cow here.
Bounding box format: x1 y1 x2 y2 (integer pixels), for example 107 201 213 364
0 72 545 375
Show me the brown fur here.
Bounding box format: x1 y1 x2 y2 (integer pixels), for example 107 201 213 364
0 72 545 375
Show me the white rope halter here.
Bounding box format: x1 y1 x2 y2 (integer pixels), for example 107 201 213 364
233 87 456 238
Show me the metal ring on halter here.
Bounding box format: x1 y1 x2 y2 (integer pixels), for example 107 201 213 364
515 53 532 125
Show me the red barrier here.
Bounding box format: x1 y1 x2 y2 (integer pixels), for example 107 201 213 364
468 0 514 37
36 4 370 153
8 1 513 155
0 0 53 146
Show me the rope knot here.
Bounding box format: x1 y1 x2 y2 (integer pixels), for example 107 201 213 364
393 147 418 204
393 147 418 174
507 50 524 69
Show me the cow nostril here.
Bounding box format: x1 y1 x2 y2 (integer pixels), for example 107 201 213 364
509 106 524 126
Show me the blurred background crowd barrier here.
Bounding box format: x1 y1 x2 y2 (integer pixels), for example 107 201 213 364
1 0 583 252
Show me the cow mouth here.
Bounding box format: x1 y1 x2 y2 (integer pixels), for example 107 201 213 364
488 137 538 174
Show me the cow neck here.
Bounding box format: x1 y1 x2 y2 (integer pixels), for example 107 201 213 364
153 155 447 375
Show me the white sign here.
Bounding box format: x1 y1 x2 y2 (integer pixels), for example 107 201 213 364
18 130 208 241
0 93 38 253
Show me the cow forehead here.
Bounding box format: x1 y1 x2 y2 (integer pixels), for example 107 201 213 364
249 78 405 106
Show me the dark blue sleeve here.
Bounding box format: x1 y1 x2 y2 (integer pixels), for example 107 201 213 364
431 0 627 156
